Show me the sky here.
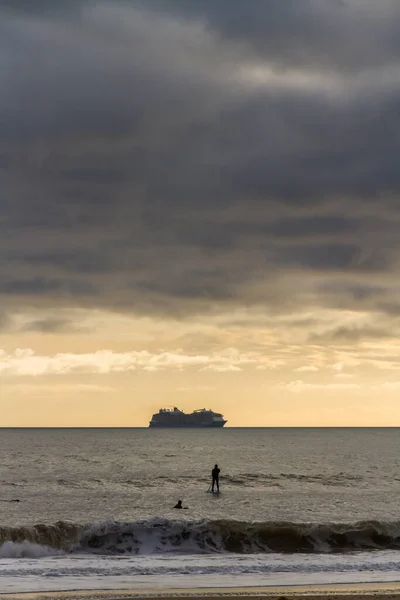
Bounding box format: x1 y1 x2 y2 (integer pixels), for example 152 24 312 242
1 0 400 426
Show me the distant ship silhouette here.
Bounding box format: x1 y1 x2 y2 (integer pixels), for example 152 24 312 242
149 407 227 427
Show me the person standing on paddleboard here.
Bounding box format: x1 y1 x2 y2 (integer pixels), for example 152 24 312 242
211 464 220 493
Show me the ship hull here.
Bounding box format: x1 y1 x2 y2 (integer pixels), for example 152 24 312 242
149 421 226 428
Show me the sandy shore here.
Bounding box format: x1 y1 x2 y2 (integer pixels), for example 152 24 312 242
2 583 400 600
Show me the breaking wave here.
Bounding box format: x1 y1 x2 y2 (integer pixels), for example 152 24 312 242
1 518 400 557
0 541 61 559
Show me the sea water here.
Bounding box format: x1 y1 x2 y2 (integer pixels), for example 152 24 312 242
0 427 400 593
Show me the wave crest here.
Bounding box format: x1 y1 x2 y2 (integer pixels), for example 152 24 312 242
1 518 400 556
0 521 79 551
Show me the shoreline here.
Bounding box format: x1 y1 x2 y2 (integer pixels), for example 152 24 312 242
3 583 400 600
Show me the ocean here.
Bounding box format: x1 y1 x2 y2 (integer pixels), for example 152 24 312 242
1 427 400 594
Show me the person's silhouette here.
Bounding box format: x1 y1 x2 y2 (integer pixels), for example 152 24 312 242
211 464 220 492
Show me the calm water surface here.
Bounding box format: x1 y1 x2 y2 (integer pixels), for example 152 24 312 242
0 427 399 525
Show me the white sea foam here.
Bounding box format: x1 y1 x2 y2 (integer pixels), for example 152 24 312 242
0 541 62 558
1 551 400 594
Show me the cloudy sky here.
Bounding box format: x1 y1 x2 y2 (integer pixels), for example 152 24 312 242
1 0 400 426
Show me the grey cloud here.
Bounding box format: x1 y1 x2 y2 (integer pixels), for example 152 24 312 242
22 316 85 333
267 215 359 239
0 311 11 331
280 243 389 273
12 249 115 274
0 1 400 321
309 324 399 344
0 277 97 296
319 281 388 303
308 279 400 321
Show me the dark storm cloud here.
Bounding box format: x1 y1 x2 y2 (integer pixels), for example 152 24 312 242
1 0 400 321
0 0 82 16
268 215 359 239
141 0 400 72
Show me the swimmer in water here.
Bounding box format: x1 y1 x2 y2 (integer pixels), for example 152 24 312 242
174 500 188 509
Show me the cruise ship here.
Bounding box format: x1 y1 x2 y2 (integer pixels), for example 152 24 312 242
149 407 227 428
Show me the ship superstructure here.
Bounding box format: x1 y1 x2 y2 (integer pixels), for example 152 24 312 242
149 407 227 428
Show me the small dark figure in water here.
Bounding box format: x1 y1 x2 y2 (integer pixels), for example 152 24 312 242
212 464 220 493
174 500 188 509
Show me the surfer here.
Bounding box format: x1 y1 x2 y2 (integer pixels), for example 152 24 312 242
211 464 220 493
173 500 188 509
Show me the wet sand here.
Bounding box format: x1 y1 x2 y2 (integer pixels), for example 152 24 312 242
2 583 400 600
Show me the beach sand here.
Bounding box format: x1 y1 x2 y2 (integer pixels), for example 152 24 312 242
2 583 400 600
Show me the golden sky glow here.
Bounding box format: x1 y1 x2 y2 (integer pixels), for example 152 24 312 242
2 308 400 426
